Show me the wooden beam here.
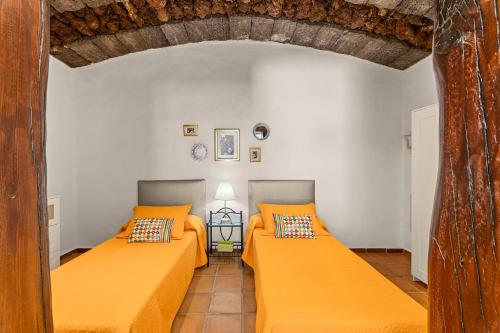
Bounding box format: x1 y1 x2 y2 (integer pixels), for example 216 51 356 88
396 0 433 16
49 1 434 52
290 23 320 47
229 16 252 40
271 19 297 43
389 47 430 70
311 25 344 50
424 6 436 21
429 0 499 332
50 0 85 12
49 15 434 70
184 20 210 42
92 34 130 57
0 0 53 332
250 17 275 41
138 26 169 49
366 0 401 9
115 29 149 52
51 45 91 67
344 0 367 4
67 39 109 63
331 30 372 56
80 0 113 7
160 23 189 45
206 17 229 41
356 37 409 66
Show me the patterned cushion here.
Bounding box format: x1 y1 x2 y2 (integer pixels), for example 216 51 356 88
274 214 317 239
128 218 174 243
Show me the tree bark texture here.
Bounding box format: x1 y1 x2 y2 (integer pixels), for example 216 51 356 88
0 0 53 332
430 0 499 332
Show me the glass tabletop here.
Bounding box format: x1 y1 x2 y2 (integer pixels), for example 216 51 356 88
207 220 243 227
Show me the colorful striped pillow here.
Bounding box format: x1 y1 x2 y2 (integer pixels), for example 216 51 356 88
274 214 317 239
128 218 174 243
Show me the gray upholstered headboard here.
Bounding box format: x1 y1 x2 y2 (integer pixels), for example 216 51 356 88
138 180 206 218
248 180 315 216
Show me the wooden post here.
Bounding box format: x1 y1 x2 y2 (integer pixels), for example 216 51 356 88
0 0 53 332
430 0 499 332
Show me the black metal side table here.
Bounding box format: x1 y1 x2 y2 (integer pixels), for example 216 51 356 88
206 210 243 267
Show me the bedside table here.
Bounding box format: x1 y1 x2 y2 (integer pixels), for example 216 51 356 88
206 210 243 267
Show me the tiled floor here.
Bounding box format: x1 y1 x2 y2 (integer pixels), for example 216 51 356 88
357 251 428 308
60 251 427 332
172 257 255 333
172 252 428 333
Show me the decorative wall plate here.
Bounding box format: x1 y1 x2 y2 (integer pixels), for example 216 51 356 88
191 143 208 161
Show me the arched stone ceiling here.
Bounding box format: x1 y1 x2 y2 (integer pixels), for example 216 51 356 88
49 0 434 69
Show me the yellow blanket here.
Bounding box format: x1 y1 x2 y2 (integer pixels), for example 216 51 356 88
52 218 207 333
242 215 427 333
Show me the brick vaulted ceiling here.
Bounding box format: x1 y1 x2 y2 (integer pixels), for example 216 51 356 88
49 0 434 69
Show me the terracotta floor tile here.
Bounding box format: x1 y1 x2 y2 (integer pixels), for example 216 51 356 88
387 276 422 293
179 293 211 314
412 280 428 292
244 313 256 333
214 275 242 292
210 257 241 265
243 273 255 291
205 314 242 333
209 292 242 313
388 253 411 264
359 253 411 265
195 265 218 276
358 253 390 265
366 262 391 277
243 292 256 313
408 292 429 308
171 314 205 333
243 265 254 274
188 276 215 293
384 264 412 277
218 264 243 276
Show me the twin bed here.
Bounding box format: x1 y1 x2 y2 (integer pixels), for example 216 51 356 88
51 180 207 333
51 179 427 333
242 180 427 333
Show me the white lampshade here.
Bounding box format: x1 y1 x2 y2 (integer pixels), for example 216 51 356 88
215 182 235 201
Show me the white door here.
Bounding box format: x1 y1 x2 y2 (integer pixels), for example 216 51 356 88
411 104 439 284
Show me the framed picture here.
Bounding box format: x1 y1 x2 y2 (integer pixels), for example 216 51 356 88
249 147 261 162
183 124 198 136
214 129 240 161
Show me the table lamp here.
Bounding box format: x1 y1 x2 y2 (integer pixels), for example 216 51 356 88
215 182 235 223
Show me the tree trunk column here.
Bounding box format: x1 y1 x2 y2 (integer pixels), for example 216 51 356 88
0 1 53 332
430 0 499 332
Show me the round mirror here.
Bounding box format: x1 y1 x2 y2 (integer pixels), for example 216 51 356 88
253 123 270 140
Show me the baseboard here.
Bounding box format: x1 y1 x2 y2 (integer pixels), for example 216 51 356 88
350 248 410 255
60 248 91 261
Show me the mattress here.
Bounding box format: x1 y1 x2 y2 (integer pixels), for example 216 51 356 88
51 231 200 333
244 227 427 333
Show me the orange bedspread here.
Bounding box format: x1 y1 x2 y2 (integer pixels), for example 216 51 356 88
51 218 207 333
242 216 427 333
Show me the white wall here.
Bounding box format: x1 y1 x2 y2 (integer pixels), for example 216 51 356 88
68 41 407 248
398 57 438 250
46 57 80 254
47 41 438 252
